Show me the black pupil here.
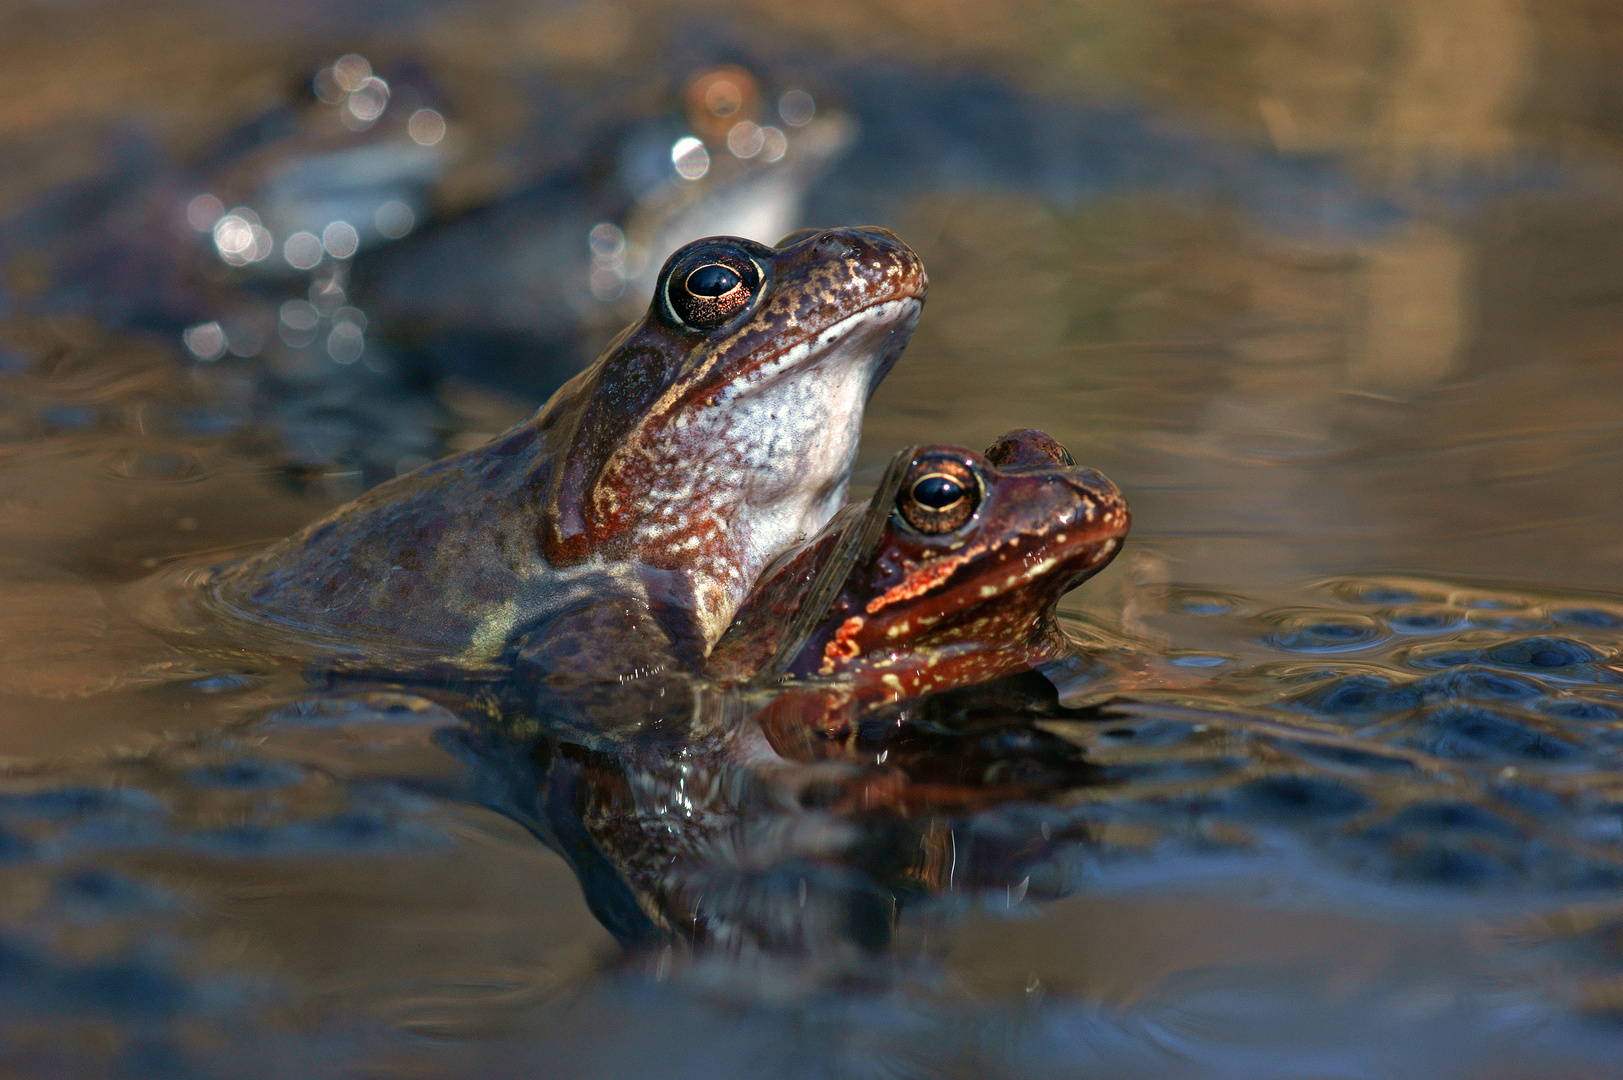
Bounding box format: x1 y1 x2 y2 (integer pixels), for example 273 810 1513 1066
686 264 742 296
912 475 964 509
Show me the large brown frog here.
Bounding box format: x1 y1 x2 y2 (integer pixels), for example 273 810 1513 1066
708 429 1128 743
209 229 926 674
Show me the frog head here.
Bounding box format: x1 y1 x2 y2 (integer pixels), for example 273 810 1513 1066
712 429 1128 732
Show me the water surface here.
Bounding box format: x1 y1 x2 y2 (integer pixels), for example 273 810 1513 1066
3 1 1623 1075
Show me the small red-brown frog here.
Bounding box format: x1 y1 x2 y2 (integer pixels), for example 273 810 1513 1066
709 429 1128 743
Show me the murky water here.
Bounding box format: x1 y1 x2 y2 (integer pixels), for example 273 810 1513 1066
4 0 1623 1075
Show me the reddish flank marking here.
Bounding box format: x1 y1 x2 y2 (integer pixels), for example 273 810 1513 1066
865 555 968 615
819 615 867 674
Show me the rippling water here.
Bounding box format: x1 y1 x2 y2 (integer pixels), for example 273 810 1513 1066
4 0 1623 1076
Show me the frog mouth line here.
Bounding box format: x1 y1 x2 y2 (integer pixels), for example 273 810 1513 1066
875 526 1125 632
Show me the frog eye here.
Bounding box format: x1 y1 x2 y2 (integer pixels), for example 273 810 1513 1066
665 251 762 330
686 263 741 296
912 474 966 509
896 458 981 534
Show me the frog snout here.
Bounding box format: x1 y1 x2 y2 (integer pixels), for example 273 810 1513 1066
1050 473 1129 533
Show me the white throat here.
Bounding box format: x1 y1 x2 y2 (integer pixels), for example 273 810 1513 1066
634 297 922 647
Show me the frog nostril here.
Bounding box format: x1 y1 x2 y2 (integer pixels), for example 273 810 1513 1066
815 232 858 258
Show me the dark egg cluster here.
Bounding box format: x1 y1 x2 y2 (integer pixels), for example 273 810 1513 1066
1043 577 1623 893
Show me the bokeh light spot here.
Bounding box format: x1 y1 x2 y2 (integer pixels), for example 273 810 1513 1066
589 222 625 259
671 137 710 180
185 194 223 232
374 201 415 239
589 266 625 301
759 126 788 163
407 108 446 146
182 322 227 362
213 208 272 265
283 231 324 270
328 322 364 364
322 221 360 259
312 66 345 104
705 79 743 118
279 300 319 332
332 54 371 93
727 121 764 159
345 76 389 124
779 89 815 127
213 215 254 257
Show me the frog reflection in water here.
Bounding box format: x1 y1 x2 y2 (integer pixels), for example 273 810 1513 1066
212 228 926 674
708 428 1128 748
478 680 1105 957
471 430 1126 952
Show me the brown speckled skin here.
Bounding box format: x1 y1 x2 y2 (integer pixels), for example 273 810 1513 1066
708 429 1128 743
211 229 926 672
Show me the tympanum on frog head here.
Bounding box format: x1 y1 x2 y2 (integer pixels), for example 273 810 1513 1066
209 228 927 674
